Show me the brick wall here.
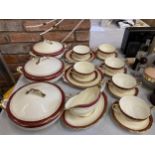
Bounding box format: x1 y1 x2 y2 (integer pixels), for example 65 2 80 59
0 19 90 93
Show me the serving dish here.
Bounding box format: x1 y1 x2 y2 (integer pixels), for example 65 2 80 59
31 40 67 58
111 102 153 133
63 66 103 88
107 81 138 98
65 86 101 116
112 73 137 90
62 92 107 129
73 45 90 55
119 96 151 120
17 57 64 82
0 82 65 129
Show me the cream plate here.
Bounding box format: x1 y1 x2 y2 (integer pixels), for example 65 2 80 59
97 51 116 60
112 103 153 133
105 57 125 69
107 81 138 98
64 67 103 88
24 57 63 77
98 44 116 53
112 73 137 89
62 92 107 129
72 53 91 61
119 96 151 120
33 40 63 54
73 45 90 54
73 62 95 74
9 82 63 122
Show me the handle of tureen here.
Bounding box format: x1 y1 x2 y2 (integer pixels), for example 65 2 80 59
29 51 37 57
16 66 23 74
25 88 46 97
0 99 8 110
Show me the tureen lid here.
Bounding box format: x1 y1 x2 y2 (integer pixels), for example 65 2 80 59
112 73 137 89
8 82 64 122
33 40 63 54
98 44 116 53
73 45 90 54
24 57 63 77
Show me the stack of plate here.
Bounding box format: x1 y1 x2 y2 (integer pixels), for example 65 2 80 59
143 67 155 89
65 45 95 63
100 57 126 77
62 86 107 129
112 96 153 133
17 57 64 82
107 73 138 98
97 44 117 61
63 61 104 88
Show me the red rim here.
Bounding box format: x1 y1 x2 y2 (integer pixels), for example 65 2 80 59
6 82 65 127
23 60 64 81
62 92 107 129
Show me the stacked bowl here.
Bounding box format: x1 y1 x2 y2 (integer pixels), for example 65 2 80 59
64 61 103 88
65 45 95 63
107 73 138 98
62 86 107 129
100 57 126 77
97 44 117 61
112 96 153 133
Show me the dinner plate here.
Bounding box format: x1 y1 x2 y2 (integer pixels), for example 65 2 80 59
100 64 126 77
64 50 95 63
107 81 138 98
62 92 107 129
119 96 151 120
97 51 117 61
111 103 153 133
63 66 103 88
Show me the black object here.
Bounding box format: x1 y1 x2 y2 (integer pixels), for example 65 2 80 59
150 90 155 106
121 27 155 57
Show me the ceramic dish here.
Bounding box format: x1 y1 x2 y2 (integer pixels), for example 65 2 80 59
64 50 95 63
111 103 153 133
144 67 155 83
73 45 90 55
112 73 137 90
72 52 91 60
17 57 64 82
64 66 103 88
119 96 151 120
104 57 125 70
98 44 116 54
107 81 138 98
32 40 66 58
97 51 117 61
0 82 65 128
73 62 95 75
62 92 107 129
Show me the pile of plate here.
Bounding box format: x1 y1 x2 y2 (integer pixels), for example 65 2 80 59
31 40 67 58
63 61 104 88
112 96 153 133
17 57 64 82
62 86 107 129
65 45 95 63
143 67 155 89
1 82 65 129
107 73 138 98
100 57 126 77
96 44 117 61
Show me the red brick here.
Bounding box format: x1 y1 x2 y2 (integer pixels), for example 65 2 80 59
9 32 41 43
0 34 9 44
3 55 19 64
17 54 30 63
43 31 75 42
75 31 89 41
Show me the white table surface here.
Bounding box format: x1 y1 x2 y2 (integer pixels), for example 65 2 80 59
0 27 155 135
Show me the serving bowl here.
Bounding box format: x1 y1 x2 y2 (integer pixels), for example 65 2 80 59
0 82 65 129
31 40 67 58
119 96 151 120
17 57 64 82
73 45 90 55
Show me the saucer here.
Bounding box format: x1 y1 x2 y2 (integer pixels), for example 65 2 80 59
107 81 138 98
63 66 103 88
97 51 117 61
64 50 95 63
111 103 153 133
62 92 107 129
